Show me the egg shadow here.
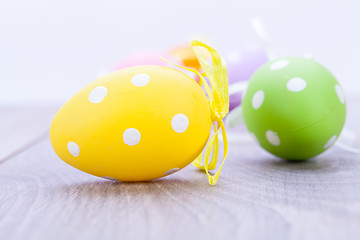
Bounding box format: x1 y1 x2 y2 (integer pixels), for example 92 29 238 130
56 176 207 199
260 156 338 173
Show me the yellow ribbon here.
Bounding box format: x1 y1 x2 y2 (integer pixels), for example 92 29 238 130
162 40 229 185
190 40 229 185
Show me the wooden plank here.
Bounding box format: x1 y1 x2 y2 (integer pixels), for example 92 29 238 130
0 106 56 163
0 100 359 240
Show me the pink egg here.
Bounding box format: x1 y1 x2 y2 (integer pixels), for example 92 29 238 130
114 51 171 70
113 50 199 82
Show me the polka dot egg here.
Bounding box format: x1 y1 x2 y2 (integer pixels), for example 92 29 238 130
50 66 211 181
242 57 346 160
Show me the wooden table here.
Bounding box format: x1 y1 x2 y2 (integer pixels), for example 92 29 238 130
1 100 359 240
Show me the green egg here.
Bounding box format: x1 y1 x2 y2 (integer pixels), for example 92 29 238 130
242 57 346 160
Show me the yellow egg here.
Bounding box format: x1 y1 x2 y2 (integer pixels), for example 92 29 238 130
50 66 212 181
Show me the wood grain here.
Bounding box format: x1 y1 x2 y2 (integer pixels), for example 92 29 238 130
0 106 56 163
0 100 359 240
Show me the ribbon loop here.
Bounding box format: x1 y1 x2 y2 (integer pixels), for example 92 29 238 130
190 40 229 185
191 40 229 121
162 40 229 185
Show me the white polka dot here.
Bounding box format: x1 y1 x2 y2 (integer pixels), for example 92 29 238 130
266 130 280 146
249 132 259 144
171 114 189 133
324 135 337 149
88 86 108 103
270 60 289 70
335 84 345 104
252 90 265 109
164 168 180 176
287 77 307 92
67 141 80 157
131 73 151 87
102 176 120 182
123 128 141 146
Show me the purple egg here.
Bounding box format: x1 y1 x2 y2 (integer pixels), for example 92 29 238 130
224 44 268 110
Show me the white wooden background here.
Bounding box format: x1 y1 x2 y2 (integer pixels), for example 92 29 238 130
0 99 359 240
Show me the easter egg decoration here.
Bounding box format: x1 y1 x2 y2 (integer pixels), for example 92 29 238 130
170 44 202 71
112 50 197 81
169 44 212 82
225 44 268 110
242 57 346 160
226 18 275 111
50 41 229 185
114 51 171 70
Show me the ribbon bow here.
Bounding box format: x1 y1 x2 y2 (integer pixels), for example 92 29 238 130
163 40 229 185
190 40 229 185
